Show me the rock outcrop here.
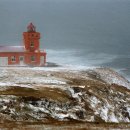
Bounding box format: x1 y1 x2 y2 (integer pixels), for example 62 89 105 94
0 67 130 123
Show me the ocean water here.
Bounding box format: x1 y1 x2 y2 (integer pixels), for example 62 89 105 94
47 49 130 81
0 0 130 81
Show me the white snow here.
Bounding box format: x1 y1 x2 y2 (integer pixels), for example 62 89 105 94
89 96 120 123
109 113 118 122
127 107 130 117
3 106 7 110
90 96 100 108
0 82 34 90
0 68 67 90
79 85 85 88
27 102 81 121
14 77 66 85
100 106 109 122
68 87 82 102
31 65 92 71
54 113 69 119
94 68 130 89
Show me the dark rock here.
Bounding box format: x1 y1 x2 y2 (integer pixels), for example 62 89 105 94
76 110 84 119
73 87 81 93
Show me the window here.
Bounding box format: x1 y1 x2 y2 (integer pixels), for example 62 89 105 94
19 56 24 61
31 56 35 62
30 41 34 47
11 56 16 62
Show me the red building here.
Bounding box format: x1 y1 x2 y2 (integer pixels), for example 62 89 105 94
0 23 46 66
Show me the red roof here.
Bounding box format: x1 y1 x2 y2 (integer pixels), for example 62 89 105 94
0 46 25 52
27 23 36 32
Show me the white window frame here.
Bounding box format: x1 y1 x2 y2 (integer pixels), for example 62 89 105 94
11 56 16 62
30 41 34 47
31 56 35 62
19 56 24 61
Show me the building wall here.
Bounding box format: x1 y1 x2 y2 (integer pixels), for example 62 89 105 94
0 52 24 65
0 52 46 66
24 52 40 66
23 32 40 51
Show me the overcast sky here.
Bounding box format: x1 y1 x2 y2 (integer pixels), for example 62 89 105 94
0 0 130 54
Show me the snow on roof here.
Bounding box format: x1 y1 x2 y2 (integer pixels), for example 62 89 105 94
0 46 25 52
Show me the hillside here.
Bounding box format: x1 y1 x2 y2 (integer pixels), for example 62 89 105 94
0 66 130 129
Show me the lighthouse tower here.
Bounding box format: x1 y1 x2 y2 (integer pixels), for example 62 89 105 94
23 23 46 66
23 23 40 52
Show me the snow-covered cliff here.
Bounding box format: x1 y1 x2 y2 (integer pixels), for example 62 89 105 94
0 67 130 123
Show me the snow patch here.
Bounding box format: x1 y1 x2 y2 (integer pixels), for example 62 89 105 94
109 113 118 122
94 68 130 89
100 106 109 121
90 96 100 108
68 87 82 102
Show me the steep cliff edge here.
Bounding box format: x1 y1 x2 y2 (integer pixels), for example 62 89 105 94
0 67 130 123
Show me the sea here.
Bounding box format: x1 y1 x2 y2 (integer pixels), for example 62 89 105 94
0 0 130 81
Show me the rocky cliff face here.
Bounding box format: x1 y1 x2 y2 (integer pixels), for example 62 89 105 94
0 67 130 123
